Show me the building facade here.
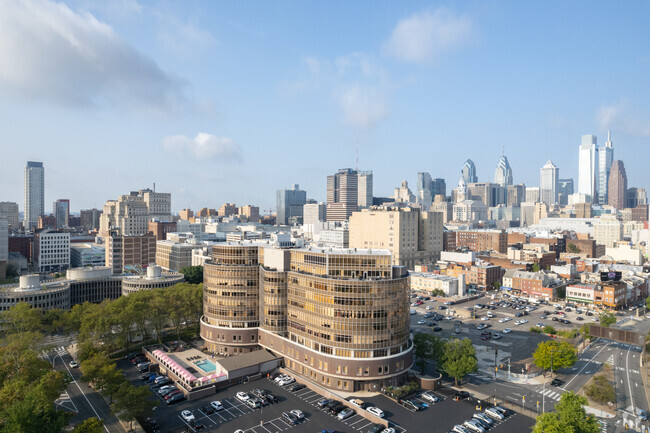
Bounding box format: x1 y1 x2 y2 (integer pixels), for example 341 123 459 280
34 229 70 273
598 131 614 205
121 265 184 295
277 184 307 225
578 135 599 201
53 199 70 228
201 243 413 392
462 159 478 184
0 202 20 229
105 232 156 274
540 160 559 205
608 160 627 210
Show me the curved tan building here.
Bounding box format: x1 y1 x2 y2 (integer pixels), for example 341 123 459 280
201 242 413 392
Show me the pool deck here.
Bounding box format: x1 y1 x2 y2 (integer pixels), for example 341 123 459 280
166 348 219 379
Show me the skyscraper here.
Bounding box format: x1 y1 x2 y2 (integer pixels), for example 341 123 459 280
578 135 599 201
276 184 307 225
493 154 513 187
540 160 559 205
326 168 372 221
461 159 478 184
432 178 446 198
24 161 44 230
53 199 70 228
597 131 614 205
416 172 433 209
557 179 574 205
608 160 627 210
357 171 373 209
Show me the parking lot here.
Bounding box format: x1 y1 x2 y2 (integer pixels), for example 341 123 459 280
121 355 536 433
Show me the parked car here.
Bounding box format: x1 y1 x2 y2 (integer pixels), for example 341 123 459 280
454 391 470 400
265 393 279 404
463 419 485 433
158 385 175 395
282 411 298 424
251 388 267 398
181 410 195 423
420 391 441 403
400 399 419 412
287 383 306 392
236 391 250 402
493 333 502 340
164 390 181 400
290 409 305 420
484 408 504 420
246 398 261 409
337 407 355 420
317 398 333 408
348 398 366 408
451 425 470 433
366 406 385 418
166 393 184 405
189 419 205 430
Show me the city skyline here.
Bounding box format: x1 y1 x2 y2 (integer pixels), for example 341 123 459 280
1 1 650 212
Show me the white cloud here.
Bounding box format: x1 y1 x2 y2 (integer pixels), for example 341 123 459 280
0 0 187 112
384 8 472 63
163 133 242 162
335 85 388 128
597 100 650 137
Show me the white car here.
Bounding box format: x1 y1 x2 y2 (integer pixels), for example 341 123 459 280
158 385 175 395
69 361 79 368
366 406 385 418
426 305 433 310
236 392 250 402
278 376 295 386
520 319 528 324
348 398 365 408
210 400 223 411
473 413 493 426
514 320 522 325
290 409 305 420
382 429 396 433
485 408 504 420
481 316 490 321
420 391 441 403
451 425 470 433
445 316 454 320
181 410 195 422
417 320 426 325
502 328 511 333
464 420 486 433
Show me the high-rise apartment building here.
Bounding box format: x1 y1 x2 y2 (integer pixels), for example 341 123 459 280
454 229 508 253
349 206 443 269
462 159 478 184
53 199 70 228
598 131 614 205
357 171 373 209
179 208 194 221
507 184 525 206
593 215 623 247
276 184 307 225
608 160 627 210
578 135 599 201
0 202 20 229
558 179 574 205
539 160 559 205
99 188 171 237
200 242 412 391
24 161 44 230
148 221 177 241
493 154 513 187
238 205 260 223
416 172 433 210
217 203 238 217
327 169 358 222
525 187 540 203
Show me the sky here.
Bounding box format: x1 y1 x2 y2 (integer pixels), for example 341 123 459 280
1 0 650 213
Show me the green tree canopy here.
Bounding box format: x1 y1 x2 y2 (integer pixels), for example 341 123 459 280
71 418 104 433
112 383 155 431
567 243 581 254
533 340 577 372
413 333 444 373
180 265 203 284
532 392 600 433
599 312 616 327
441 338 477 385
585 376 615 404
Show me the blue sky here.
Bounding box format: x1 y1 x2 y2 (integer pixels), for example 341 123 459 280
1 0 649 213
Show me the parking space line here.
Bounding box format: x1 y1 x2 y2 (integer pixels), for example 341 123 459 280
347 415 365 425
356 420 373 431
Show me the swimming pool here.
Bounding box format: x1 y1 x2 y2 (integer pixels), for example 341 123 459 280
195 359 217 373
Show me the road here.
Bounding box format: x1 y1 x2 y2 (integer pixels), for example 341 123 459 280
42 346 125 433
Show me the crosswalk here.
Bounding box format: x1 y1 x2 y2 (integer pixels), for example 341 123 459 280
537 388 562 401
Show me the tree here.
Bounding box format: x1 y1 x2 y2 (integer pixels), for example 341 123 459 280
2 302 43 335
646 296 650 310
112 383 155 431
180 265 203 284
533 340 577 373
532 263 541 272
413 333 444 374
585 375 615 404
72 418 104 433
441 338 477 386
599 312 616 327
532 392 600 433
567 243 581 254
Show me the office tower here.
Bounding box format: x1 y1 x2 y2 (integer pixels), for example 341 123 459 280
507 184 525 206
539 160 559 205
597 131 614 205
0 202 20 229
416 172 433 210
607 160 627 210
201 242 412 391
466 182 505 207
148 221 177 241
578 135 599 201
558 179 574 205
327 169 359 221
525 187 540 203
303 202 326 225
276 184 307 225
357 171 373 209
493 154 513 187
349 206 443 269
462 159 478 183
34 229 70 273
99 188 171 237
593 215 623 247
432 178 446 198
24 161 45 230
53 199 70 228
0 219 7 279
80 208 102 231
626 188 648 209
431 195 452 223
